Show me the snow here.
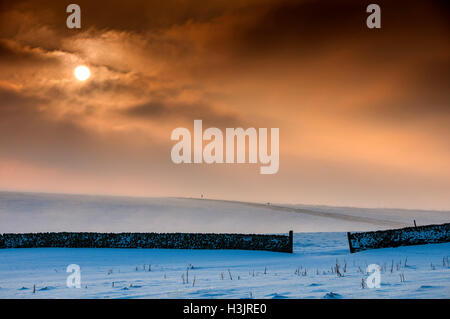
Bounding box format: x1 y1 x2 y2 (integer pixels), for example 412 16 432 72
0 233 449 299
0 192 449 298
1 192 449 233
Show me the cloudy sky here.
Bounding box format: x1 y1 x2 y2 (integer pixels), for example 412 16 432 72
0 0 449 209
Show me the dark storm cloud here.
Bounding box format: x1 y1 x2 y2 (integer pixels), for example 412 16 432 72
124 100 241 127
0 86 90 159
349 58 450 125
0 86 47 113
216 0 449 124
77 77 146 97
0 85 163 174
227 0 366 57
1 0 244 33
411 60 450 108
0 39 61 65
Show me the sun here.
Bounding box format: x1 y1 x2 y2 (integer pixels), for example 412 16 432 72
74 65 91 81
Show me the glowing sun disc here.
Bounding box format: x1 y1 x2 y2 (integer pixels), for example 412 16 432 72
74 65 91 81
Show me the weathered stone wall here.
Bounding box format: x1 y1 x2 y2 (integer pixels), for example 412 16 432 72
347 223 450 253
0 231 293 253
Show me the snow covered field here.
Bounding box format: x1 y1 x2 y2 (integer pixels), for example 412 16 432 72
0 192 449 299
0 233 449 299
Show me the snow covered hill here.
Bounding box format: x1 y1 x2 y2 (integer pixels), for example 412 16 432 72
0 191 449 234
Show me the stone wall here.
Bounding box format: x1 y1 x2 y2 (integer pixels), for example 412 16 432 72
0 231 293 253
347 223 450 253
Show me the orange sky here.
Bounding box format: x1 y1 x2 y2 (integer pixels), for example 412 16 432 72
0 0 449 209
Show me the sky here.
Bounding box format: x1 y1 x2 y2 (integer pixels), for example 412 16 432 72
0 0 449 209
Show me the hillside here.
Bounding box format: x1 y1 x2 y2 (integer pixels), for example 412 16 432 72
1 192 449 233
